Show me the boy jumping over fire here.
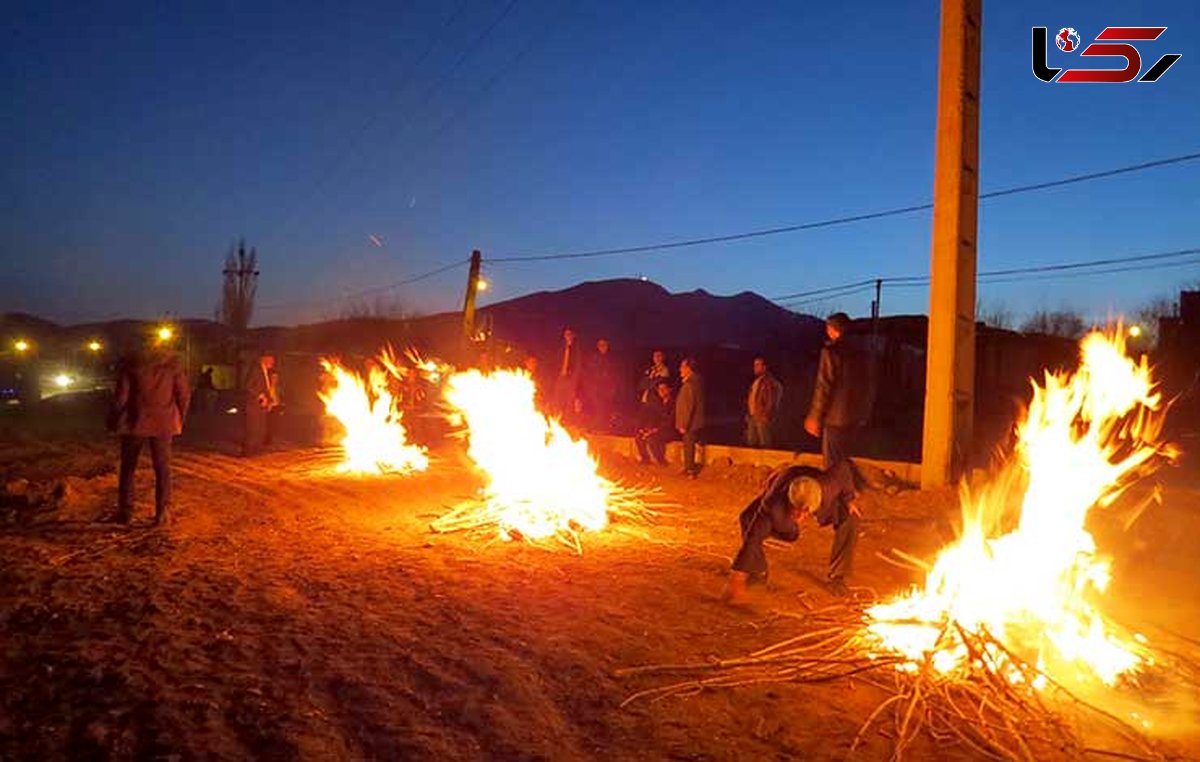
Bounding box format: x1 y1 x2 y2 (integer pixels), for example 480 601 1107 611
723 461 861 603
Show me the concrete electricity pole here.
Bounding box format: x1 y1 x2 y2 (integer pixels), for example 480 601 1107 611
922 0 982 488
462 250 483 341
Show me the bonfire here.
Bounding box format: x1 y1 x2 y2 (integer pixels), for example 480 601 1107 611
432 368 657 552
621 329 1194 760
318 351 429 475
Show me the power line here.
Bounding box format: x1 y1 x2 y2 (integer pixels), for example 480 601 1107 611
257 257 470 311
775 246 1200 301
264 0 518 247
489 151 1200 263
263 1 472 246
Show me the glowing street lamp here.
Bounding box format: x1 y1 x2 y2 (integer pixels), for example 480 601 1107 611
53 374 73 389
476 277 490 292
156 325 175 343
1127 324 1143 339
14 339 30 353
87 340 103 353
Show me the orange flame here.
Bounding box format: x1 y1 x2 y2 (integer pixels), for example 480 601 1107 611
866 329 1171 689
318 355 428 475
438 369 613 545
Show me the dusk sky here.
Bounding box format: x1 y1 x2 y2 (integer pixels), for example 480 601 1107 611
4 0 1198 326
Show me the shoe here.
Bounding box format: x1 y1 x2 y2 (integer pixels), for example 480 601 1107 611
747 570 769 587
153 511 171 528
827 578 849 597
104 510 133 525
722 571 750 604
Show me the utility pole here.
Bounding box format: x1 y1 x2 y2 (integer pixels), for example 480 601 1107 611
922 0 982 488
462 250 483 341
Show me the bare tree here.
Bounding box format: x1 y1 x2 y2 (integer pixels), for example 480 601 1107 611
336 295 416 321
977 300 1015 330
221 240 259 332
1020 309 1086 339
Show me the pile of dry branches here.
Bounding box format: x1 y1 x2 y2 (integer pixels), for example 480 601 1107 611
430 484 669 554
618 602 1187 761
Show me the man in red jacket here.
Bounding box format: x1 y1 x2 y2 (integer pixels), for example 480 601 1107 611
108 344 191 526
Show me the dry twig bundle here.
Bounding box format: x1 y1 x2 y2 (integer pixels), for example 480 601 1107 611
619 602 1193 761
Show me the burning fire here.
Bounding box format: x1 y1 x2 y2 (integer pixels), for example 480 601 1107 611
318 354 429 475
434 368 624 549
866 329 1171 689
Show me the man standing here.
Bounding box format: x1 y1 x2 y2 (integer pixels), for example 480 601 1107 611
243 352 280 456
552 327 582 425
805 313 868 469
634 379 674 465
745 356 783 448
723 461 861 603
675 357 705 478
638 349 671 404
587 338 620 433
108 342 191 526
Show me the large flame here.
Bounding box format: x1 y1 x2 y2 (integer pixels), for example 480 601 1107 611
318 355 429 475
866 329 1170 689
439 369 614 544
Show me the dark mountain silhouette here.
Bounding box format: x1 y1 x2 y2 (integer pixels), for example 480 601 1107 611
480 278 826 357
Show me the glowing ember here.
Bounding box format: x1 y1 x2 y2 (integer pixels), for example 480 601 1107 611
866 329 1171 688
434 368 624 548
318 355 428 475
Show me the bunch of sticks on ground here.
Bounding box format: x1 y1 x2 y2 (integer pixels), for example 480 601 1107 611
618 602 1194 762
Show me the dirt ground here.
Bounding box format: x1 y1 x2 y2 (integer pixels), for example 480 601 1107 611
2 404 1199 761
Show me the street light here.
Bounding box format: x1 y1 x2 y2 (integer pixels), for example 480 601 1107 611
156 325 175 343
53 374 73 389
1128 324 1143 339
476 277 489 292
87 340 103 352
14 339 30 353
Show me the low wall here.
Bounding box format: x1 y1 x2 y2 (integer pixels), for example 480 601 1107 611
588 434 922 486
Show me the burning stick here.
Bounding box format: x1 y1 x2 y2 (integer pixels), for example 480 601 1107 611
431 368 660 552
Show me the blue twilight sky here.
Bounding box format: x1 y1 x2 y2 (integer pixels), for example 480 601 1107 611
3 0 1198 326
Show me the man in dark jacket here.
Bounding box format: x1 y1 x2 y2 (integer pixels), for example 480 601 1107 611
745 356 783 448
723 461 861 603
552 327 582 425
587 338 621 433
108 345 191 525
675 358 705 478
634 379 674 465
805 313 869 468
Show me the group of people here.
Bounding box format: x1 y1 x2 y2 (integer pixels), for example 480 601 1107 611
109 313 868 606
106 342 282 525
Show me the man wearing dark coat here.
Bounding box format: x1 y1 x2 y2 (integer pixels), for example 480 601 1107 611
108 345 191 525
674 358 705 478
723 461 861 602
587 338 621 433
552 327 582 425
805 312 870 469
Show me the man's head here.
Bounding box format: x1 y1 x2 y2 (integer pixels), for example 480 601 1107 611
597 338 610 355
680 357 696 380
260 354 276 370
652 349 665 366
752 356 768 377
787 476 822 516
562 328 575 345
654 379 672 402
524 354 539 372
825 312 850 342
